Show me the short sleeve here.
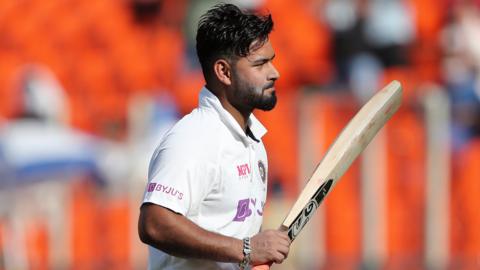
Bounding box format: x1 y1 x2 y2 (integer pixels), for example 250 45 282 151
142 139 218 217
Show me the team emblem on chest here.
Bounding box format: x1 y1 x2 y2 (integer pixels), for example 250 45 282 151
258 160 266 183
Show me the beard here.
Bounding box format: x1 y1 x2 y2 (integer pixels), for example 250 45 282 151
252 85 277 111
234 80 278 111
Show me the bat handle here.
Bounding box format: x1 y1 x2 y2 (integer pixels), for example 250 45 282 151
251 226 288 269
251 262 272 270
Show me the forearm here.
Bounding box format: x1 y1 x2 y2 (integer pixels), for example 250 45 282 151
139 203 244 263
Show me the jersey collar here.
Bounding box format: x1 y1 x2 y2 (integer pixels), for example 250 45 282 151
199 87 267 144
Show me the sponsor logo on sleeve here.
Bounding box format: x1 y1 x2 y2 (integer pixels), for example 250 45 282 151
147 183 156 192
146 183 183 200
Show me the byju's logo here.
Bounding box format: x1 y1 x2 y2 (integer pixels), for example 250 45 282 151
146 183 184 200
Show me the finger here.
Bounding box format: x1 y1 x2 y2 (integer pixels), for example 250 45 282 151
272 251 287 264
280 237 291 246
277 245 289 258
277 231 290 242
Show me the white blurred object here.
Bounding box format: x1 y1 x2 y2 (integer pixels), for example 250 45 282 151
458 6 480 68
324 0 358 32
230 0 265 10
18 64 69 124
456 5 480 101
364 0 416 47
0 120 105 188
349 53 383 103
0 121 95 167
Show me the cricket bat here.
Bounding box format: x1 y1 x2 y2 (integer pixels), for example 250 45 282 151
252 80 402 270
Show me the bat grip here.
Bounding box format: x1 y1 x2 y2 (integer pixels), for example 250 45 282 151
251 226 289 269
251 262 272 270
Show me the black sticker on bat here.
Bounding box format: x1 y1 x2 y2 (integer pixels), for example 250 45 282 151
287 179 334 241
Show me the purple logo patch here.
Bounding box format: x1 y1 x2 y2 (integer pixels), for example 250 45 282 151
148 183 156 192
233 198 265 222
233 199 252 222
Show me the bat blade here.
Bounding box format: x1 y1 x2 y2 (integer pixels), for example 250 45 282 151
283 80 402 240
252 80 402 269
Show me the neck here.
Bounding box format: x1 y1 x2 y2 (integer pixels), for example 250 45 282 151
219 98 251 132
205 83 251 132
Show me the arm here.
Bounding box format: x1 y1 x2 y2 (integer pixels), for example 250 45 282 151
138 203 291 265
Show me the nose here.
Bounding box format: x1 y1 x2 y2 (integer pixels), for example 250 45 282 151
268 62 280 81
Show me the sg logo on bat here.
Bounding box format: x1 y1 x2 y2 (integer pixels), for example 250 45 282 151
288 179 334 240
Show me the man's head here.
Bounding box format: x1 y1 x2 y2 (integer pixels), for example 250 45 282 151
196 3 279 112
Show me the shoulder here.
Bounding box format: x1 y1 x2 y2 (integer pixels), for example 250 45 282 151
158 107 225 160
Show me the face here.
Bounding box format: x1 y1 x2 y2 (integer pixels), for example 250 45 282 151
229 40 280 112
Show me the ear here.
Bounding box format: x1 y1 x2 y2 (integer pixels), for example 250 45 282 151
213 59 232 86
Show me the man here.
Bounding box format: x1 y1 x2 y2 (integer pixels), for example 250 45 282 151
138 3 290 269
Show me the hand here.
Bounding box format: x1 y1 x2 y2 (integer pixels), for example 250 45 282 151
249 229 291 265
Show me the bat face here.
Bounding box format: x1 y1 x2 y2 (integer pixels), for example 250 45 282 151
281 80 402 239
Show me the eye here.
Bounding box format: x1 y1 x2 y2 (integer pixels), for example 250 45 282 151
254 61 267 67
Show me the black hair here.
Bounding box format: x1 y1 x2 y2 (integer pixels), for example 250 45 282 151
196 3 274 78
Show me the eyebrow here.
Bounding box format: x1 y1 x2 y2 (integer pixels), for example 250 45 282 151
249 54 276 65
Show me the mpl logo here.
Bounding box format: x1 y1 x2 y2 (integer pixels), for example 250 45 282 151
237 163 251 180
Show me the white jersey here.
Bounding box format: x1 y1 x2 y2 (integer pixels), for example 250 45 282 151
142 87 269 270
